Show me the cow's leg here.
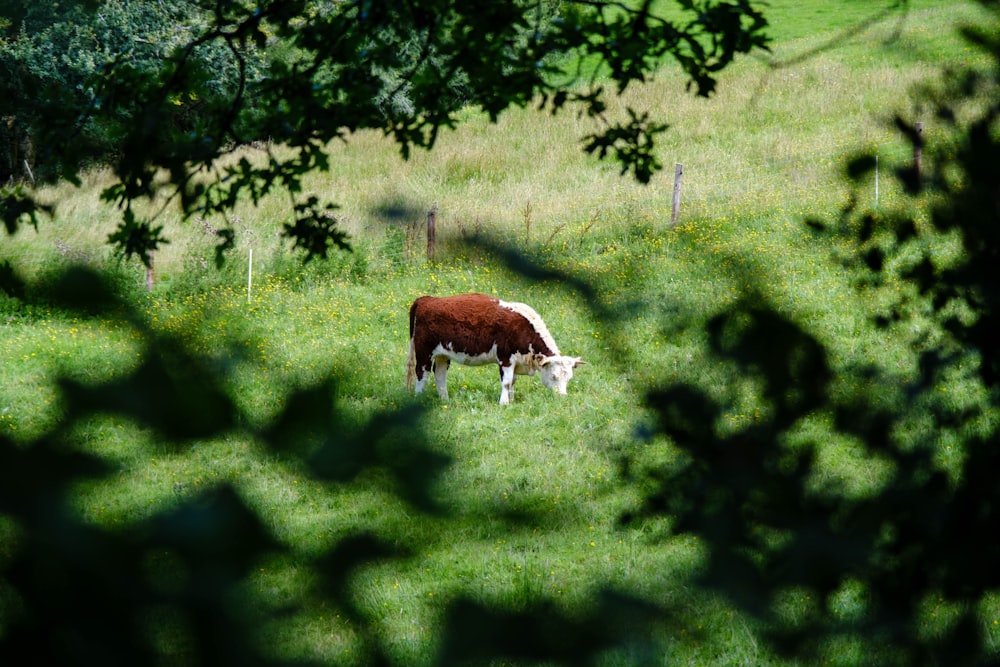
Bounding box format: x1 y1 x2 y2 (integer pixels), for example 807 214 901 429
498 363 516 405
414 362 431 394
433 356 450 400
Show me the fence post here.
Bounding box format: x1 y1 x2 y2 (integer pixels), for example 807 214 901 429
145 252 155 292
247 248 253 304
426 205 437 263
670 163 684 228
913 121 924 180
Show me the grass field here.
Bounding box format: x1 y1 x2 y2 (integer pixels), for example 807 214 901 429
2 1 998 664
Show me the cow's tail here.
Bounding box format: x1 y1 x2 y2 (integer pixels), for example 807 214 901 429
405 300 418 391
405 336 417 391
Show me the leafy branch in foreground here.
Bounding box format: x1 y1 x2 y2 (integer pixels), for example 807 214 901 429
0 184 52 235
627 3 1000 663
0 266 661 666
0 0 772 262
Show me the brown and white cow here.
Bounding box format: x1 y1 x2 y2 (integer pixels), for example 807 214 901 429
405 293 584 404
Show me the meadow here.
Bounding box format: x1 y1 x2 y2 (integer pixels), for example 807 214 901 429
2 1 997 664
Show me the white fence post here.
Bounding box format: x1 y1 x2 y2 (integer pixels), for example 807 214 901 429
247 248 254 303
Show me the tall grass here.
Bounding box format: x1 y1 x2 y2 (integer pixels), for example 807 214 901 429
9 2 985 282
3 1 997 664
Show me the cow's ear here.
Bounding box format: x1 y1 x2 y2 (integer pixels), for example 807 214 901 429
573 357 586 367
536 353 549 367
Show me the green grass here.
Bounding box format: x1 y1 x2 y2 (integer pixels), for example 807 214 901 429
3 1 999 664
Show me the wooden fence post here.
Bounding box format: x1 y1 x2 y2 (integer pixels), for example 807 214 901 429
145 253 155 292
670 163 684 228
913 121 924 180
426 205 437 262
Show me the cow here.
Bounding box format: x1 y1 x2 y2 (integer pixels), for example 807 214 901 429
405 293 584 405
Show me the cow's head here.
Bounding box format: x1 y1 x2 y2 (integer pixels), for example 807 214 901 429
536 355 585 395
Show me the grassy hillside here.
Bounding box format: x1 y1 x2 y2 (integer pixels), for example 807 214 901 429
2 1 997 664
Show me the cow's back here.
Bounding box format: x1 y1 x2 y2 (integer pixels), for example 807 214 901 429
410 293 555 359
411 293 504 348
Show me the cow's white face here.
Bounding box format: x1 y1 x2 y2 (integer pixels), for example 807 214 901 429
537 355 585 395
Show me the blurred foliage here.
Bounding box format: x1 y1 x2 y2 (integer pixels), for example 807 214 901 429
627 1 1000 663
0 0 770 262
8 0 998 665
0 263 668 666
